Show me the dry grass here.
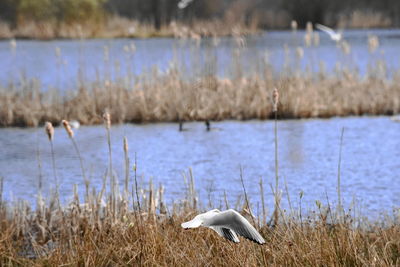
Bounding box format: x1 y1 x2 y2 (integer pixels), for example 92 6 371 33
0 176 399 266
0 110 399 266
1 72 400 127
1 213 399 266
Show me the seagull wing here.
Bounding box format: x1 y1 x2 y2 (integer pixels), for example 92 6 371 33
315 23 336 37
210 226 240 243
207 209 266 244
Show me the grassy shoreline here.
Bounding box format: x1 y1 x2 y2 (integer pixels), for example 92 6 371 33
1 74 400 128
0 19 258 40
1 26 400 128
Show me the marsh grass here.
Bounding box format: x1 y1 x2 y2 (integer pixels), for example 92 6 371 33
2 69 400 127
1 31 400 128
0 172 399 265
0 110 399 266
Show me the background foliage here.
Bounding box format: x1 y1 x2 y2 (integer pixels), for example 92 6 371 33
0 0 400 29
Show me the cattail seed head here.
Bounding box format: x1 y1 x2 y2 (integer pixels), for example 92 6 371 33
313 32 320 46
291 20 298 31
123 136 129 154
306 22 313 34
272 88 279 112
368 35 379 53
55 47 61 58
62 120 74 138
10 38 17 53
296 47 304 59
304 33 312 47
45 122 54 141
340 41 351 55
103 111 111 129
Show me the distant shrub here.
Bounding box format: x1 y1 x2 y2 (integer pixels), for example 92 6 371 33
58 0 106 24
17 0 56 22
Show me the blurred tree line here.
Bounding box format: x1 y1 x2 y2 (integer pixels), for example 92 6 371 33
0 0 399 29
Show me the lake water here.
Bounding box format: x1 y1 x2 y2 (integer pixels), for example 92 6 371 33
1 29 400 90
1 30 400 217
1 116 399 217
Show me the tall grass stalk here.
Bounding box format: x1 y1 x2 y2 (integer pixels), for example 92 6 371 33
45 122 59 202
272 88 280 226
35 135 43 194
337 127 345 219
284 176 293 216
133 152 141 214
259 177 266 225
123 136 130 201
0 176 3 208
103 111 115 217
239 167 267 266
62 120 88 200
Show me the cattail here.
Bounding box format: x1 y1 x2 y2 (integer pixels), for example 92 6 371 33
9 38 16 53
368 35 379 53
45 122 54 141
272 88 279 112
313 32 320 46
340 41 351 55
296 47 304 59
55 47 61 58
291 20 298 31
123 136 129 154
130 42 136 53
304 33 312 47
103 46 109 62
103 111 111 129
306 22 313 34
304 22 313 47
62 120 74 138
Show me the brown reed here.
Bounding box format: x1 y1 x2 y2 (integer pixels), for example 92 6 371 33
45 121 54 141
337 127 345 219
62 119 88 200
44 122 58 195
272 88 280 227
123 136 130 200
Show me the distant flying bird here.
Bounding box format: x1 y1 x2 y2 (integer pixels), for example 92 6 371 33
178 0 193 9
69 120 80 129
181 209 266 244
315 23 342 42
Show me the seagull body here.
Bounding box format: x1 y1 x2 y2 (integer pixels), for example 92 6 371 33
181 209 265 244
315 23 342 42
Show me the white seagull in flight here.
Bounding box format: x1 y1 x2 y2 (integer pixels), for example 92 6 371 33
181 209 266 244
315 23 342 42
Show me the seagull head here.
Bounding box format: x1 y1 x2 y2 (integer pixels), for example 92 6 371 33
181 209 220 229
